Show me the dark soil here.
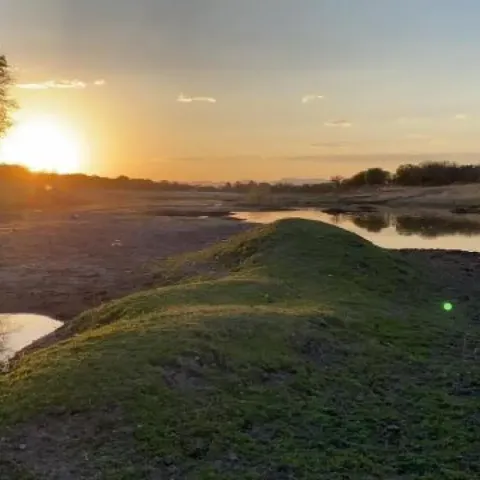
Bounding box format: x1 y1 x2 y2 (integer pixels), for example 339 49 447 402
0 209 249 320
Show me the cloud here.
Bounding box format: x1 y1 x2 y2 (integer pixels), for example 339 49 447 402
15 83 49 90
17 80 86 90
177 93 217 103
454 113 468 121
16 79 106 90
324 120 352 128
302 94 324 104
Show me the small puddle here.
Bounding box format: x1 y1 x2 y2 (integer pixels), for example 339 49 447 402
0 314 62 365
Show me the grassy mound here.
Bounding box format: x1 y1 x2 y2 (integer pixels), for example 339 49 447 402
1 219 478 479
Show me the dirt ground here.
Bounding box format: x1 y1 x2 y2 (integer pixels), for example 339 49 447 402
0 206 249 320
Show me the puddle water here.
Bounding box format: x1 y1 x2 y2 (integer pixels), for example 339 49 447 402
0 314 62 364
233 210 480 252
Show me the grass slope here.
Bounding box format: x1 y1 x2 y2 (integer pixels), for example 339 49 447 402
0 219 478 479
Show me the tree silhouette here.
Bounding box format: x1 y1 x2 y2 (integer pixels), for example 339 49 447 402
364 168 390 185
0 55 16 138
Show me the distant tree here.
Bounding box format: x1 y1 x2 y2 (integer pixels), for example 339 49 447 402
344 170 367 187
343 168 390 187
0 55 16 138
392 161 480 186
364 168 390 186
393 164 419 185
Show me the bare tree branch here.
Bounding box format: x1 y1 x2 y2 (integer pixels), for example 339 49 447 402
0 55 17 138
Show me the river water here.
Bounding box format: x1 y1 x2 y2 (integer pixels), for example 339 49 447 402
0 314 62 365
232 210 480 252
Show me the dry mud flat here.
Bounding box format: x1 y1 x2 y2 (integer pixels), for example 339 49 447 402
0 209 249 320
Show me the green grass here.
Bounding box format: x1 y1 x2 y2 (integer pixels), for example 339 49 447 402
0 219 478 479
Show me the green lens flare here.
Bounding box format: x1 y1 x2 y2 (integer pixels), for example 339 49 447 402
443 302 453 312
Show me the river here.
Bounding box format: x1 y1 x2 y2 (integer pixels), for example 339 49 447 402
232 210 480 252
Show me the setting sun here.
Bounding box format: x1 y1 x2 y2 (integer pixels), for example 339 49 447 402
0 115 84 173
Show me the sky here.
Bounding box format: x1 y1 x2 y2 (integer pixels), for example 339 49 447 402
2 0 480 181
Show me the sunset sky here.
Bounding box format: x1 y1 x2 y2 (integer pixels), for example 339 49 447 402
2 0 480 181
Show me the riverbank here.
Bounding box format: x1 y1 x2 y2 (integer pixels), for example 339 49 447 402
0 207 249 320
253 183 480 214
323 183 480 210
4 180 480 217
2 199 480 322
1 219 478 478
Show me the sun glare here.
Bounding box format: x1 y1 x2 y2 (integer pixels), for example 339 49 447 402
0 115 84 174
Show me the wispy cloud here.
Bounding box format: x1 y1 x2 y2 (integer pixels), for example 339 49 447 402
324 120 352 128
17 80 86 90
302 94 324 104
177 93 217 104
454 113 468 121
15 83 49 90
16 79 106 90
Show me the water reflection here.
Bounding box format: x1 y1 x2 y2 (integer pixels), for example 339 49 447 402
333 212 480 238
0 314 62 364
349 214 391 233
233 210 480 252
395 215 480 238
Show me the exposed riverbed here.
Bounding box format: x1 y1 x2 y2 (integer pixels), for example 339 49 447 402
1 206 480 335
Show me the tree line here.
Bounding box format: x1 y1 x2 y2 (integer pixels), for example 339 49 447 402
2 160 480 196
0 164 338 193
334 162 480 188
